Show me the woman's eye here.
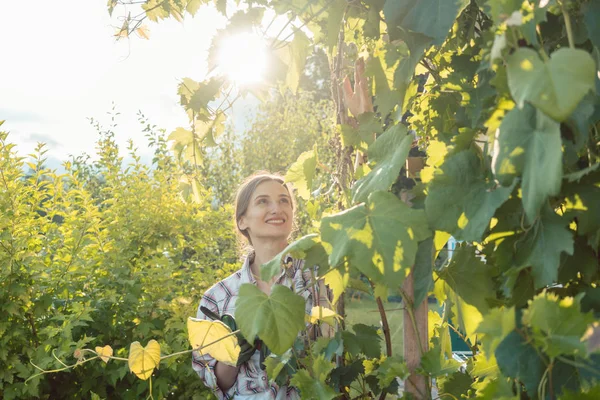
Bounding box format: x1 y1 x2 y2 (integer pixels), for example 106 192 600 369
257 198 267 204
280 198 289 204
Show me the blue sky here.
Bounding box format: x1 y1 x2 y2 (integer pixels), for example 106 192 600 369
0 1 260 169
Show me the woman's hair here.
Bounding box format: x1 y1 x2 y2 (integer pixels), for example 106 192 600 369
234 171 296 246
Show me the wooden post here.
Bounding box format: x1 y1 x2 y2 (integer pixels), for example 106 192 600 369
402 270 429 399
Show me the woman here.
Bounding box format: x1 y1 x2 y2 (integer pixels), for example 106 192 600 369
192 172 331 400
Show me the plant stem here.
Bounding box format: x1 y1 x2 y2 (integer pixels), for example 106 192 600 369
559 0 575 48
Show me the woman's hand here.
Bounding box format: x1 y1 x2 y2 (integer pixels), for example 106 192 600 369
342 57 374 117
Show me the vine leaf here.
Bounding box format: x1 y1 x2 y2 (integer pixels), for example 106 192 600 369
352 124 413 204
235 284 306 355
438 244 495 314
290 368 336 399
437 371 474 399
285 147 317 200
476 306 515 357
187 318 240 366
583 0 600 50
426 150 514 242
507 48 596 122
413 237 434 308
95 345 113 364
495 331 544 395
383 0 469 45
260 234 326 281
493 105 562 222
563 171 600 248
286 31 311 94
128 340 161 380
309 306 338 326
421 336 462 377
377 356 409 387
321 191 431 289
264 349 293 384
516 205 574 289
522 291 595 358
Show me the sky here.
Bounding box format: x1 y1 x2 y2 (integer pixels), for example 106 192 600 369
0 1 260 169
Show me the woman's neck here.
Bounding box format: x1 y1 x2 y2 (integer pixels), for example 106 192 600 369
250 239 288 280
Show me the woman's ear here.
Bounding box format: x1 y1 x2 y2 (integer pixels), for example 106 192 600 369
238 217 247 231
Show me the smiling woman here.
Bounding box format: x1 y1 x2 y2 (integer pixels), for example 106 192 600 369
191 172 333 399
217 31 268 85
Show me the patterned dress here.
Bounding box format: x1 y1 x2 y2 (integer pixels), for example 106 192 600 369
192 253 324 399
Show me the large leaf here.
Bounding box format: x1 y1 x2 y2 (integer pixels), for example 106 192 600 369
506 48 596 121
285 147 317 200
426 150 514 242
290 369 337 399
493 105 562 222
523 291 595 358
321 191 431 289
128 340 161 380
438 244 495 314
517 205 574 288
495 331 544 395
286 31 311 94
187 318 240 366
476 307 515 357
421 336 462 377
352 124 413 204
383 0 469 45
235 284 306 355
583 0 600 49
413 237 434 307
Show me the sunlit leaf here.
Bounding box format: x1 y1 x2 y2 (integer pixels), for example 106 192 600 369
426 150 514 241
321 191 431 289
95 345 113 363
128 340 161 380
493 105 562 222
187 318 240 366
507 48 596 121
285 147 317 200
352 124 413 204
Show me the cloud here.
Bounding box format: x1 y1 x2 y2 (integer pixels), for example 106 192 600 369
0 108 50 124
26 132 61 147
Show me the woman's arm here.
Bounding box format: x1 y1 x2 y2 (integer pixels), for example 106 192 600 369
214 362 239 392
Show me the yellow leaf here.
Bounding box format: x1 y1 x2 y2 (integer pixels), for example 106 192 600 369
128 340 161 380
136 25 150 40
309 306 339 326
95 345 113 363
187 318 240 366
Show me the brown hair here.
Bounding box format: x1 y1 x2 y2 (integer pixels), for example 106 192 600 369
234 171 296 246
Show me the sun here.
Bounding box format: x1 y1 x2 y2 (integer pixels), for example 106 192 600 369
217 32 268 86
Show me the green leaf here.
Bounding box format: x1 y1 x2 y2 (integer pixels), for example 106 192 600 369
523 291 595 358
321 191 431 289
564 172 600 248
235 284 306 355
286 31 311 94
290 369 337 400
413 237 434 308
421 336 462 377
583 0 600 49
377 356 409 387
495 330 544 396
493 105 562 222
383 0 469 45
167 127 194 146
476 307 515 357
352 324 382 358
426 150 514 242
352 124 413 204
506 48 596 122
437 371 474 399
188 77 224 113
438 244 495 314
517 205 574 288
322 268 347 305
483 0 522 24
285 147 317 200
264 350 293 383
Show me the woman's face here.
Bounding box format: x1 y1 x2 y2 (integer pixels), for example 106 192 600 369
238 180 294 244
